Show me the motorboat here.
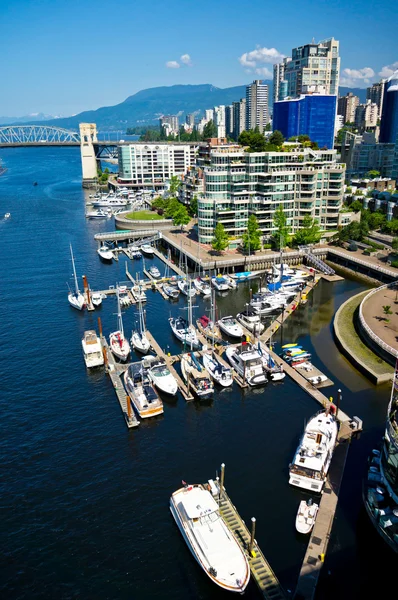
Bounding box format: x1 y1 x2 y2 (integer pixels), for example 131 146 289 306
180 353 214 399
131 284 147 302
91 291 103 307
256 342 285 381
230 271 262 282
86 209 109 219
4 212 11 219
225 342 268 386
202 352 233 387
170 483 250 593
178 279 196 297
124 363 164 418
67 244 85 311
149 265 161 279
196 315 223 345
295 499 319 534
140 244 155 256
269 264 311 280
131 295 150 354
163 283 180 299
109 289 130 361
222 274 237 289
92 196 128 208
193 277 211 296
250 296 283 315
236 306 265 335
146 358 178 396
97 245 114 262
169 316 199 349
118 285 131 307
289 408 339 493
211 276 229 292
82 330 104 368
217 316 244 339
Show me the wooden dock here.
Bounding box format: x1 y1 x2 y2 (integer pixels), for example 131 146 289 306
293 362 333 389
100 337 140 429
218 486 287 600
152 247 185 277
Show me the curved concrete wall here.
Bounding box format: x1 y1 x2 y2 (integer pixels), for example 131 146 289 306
115 212 174 231
358 284 398 366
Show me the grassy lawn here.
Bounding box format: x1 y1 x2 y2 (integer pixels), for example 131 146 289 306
124 210 166 221
336 292 394 376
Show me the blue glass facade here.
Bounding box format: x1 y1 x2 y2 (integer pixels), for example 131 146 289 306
273 95 337 149
380 81 398 144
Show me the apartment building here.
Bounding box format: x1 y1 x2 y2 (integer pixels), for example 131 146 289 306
273 58 291 104
232 98 246 140
197 143 345 245
337 92 360 124
159 115 179 135
246 80 269 132
341 131 395 177
213 105 226 138
367 81 386 119
355 100 378 130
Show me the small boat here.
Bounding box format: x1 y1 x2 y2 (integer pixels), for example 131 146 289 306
149 265 161 279
250 296 283 315
131 296 150 354
178 279 196 297
196 315 223 344
82 330 104 368
97 245 114 261
91 291 103 307
211 276 229 292
68 244 85 311
109 289 130 361
170 483 250 592
223 274 237 289
282 343 302 349
140 244 155 256
231 271 261 282
169 316 200 349
218 316 244 339
86 209 109 219
202 352 233 387
225 342 268 386
236 306 265 335
282 350 312 366
193 277 211 296
131 284 147 302
146 357 178 396
4 213 11 219
289 407 339 492
296 499 319 534
163 284 180 299
124 363 164 418
180 353 214 399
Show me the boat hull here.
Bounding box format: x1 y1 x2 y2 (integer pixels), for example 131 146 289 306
68 293 85 311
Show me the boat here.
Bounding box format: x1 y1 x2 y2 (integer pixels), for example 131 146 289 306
250 294 284 315
131 295 150 354
180 353 214 399
193 277 211 296
295 499 319 534
118 285 131 307
82 330 104 368
109 289 131 361
131 283 147 302
211 276 229 292
163 284 180 299
257 342 285 381
169 316 200 349
67 244 85 311
282 343 302 349
4 213 11 219
170 483 250 593
178 279 196 297
86 209 109 219
123 363 164 418
218 316 244 339
202 352 233 387
289 408 339 493
223 274 237 289
236 306 265 335
92 197 128 208
282 350 312 366
97 245 114 262
225 342 268 386
140 244 155 256
146 357 178 396
196 315 223 345
91 291 103 307
149 265 161 278
230 271 261 282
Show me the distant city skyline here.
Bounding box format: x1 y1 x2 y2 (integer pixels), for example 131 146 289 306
1 0 397 116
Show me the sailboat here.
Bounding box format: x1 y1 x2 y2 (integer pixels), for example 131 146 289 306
196 287 223 344
67 244 85 311
169 282 199 349
109 289 131 361
131 293 150 354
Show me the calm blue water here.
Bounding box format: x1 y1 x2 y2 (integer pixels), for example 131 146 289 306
0 147 395 600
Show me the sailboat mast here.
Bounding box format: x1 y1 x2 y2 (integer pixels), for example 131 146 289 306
117 288 124 336
70 244 79 295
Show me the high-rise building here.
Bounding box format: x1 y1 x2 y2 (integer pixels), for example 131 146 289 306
273 58 291 105
205 109 214 122
246 80 269 132
273 94 337 149
213 105 226 138
341 131 395 177
232 99 246 140
367 81 386 119
279 80 288 101
225 105 234 138
159 115 179 135
186 113 195 128
354 100 378 131
282 38 340 98
337 92 360 124
380 70 398 144
197 142 344 245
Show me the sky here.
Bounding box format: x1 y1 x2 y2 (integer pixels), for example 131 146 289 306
1 0 397 117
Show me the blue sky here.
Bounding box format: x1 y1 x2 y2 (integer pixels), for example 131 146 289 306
1 0 397 116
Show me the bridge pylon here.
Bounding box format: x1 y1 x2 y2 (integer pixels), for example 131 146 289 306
79 123 99 187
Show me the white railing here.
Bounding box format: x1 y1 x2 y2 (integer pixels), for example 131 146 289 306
328 248 398 277
359 282 398 359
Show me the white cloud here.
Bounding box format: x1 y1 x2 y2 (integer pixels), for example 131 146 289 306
239 46 285 69
255 67 273 78
180 54 192 66
378 61 398 78
166 60 180 69
340 67 375 87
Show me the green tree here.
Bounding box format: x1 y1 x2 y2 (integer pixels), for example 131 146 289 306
190 127 200 142
265 122 271 131
366 170 380 178
350 199 363 212
293 215 321 246
382 305 392 322
211 222 230 253
152 196 166 210
164 197 181 218
238 130 267 152
271 204 290 248
168 175 181 197
242 214 262 252
268 130 285 147
189 195 198 217
392 237 398 252
367 211 386 230
172 204 190 230
202 120 218 139
382 219 398 235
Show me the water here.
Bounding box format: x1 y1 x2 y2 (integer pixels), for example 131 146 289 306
0 147 395 600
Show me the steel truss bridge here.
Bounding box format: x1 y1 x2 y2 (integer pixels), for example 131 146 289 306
0 125 81 146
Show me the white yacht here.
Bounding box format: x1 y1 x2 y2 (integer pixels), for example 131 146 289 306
124 363 164 418
97 245 114 261
163 284 180 299
178 279 196 297
212 276 229 292
86 209 109 219
169 316 199 349
230 271 262 282
91 291 103 307
250 296 283 315
295 499 319 534
193 277 211 296
82 330 104 368
140 244 155 256
68 244 85 311
225 343 268 386
170 483 250 593
146 358 178 396
149 265 161 279
218 316 244 339
236 306 265 335
223 274 237 289
109 290 131 361
92 196 128 208
180 353 214 399
289 409 339 493
202 352 233 388
131 284 147 302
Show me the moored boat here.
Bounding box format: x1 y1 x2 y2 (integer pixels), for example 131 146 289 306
68 244 85 311
180 353 214 399
82 330 104 368
218 316 244 339
193 277 211 296
211 276 229 292
178 279 196 297
169 316 199 349
163 283 180 299
196 315 223 344
225 342 268 386
91 292 103 307
124 363 164 418
202 352 233 387
97 245 114 261
109 289 130 361
146 358 178 396
236 306 265 335
140 244 155 256
149 265 161 278
295 499 319 534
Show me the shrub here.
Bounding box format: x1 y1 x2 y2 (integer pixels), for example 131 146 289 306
349 241 358 251
391 260 398 268
157 208 164 216
263 243 272 249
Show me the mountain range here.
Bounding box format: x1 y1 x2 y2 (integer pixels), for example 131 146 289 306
0 84 368 131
